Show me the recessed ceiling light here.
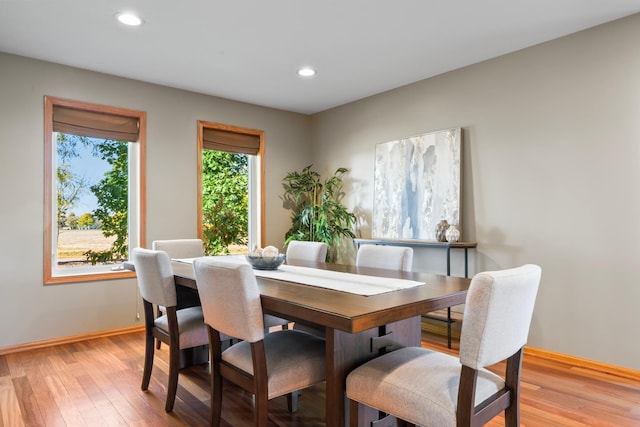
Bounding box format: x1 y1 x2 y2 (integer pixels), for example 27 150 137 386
297 67 317 77
116 12 144 26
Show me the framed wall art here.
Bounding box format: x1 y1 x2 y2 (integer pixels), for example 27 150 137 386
373 127 461 241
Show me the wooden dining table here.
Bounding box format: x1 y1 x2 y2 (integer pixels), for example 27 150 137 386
170 258 471 426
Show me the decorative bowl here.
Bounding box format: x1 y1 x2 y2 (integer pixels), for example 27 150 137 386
245 254 286 270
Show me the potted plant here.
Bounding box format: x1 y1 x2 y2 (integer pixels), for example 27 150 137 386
282 165 356 262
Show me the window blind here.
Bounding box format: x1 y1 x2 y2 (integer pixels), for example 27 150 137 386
52 105 139 142
202 127 260 155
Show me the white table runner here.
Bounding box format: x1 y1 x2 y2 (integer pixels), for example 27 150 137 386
173 257 424 296
254 265 423 296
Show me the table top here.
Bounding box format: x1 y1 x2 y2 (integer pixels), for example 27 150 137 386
172 260 470 334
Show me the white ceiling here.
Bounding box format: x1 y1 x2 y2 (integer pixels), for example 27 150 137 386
1 1 638 115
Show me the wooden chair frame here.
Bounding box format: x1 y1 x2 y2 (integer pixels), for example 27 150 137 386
141 299 181 412
207 326 298 427
456 347 523 427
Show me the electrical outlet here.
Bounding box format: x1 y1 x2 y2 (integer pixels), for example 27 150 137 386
136 312 140 320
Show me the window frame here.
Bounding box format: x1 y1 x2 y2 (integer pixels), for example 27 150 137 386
197 120 265 251
44 96 146 284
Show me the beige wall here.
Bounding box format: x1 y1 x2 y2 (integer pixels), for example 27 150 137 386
310 13 640 370
0 53 311 349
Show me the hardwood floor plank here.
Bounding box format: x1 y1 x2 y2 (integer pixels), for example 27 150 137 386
0 376 26 427
23 366 66 427
4 352 28 378
11 376 45 427
0 355 10 377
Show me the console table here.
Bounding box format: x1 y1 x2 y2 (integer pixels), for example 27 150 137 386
354 238 477 278
354 238 477 348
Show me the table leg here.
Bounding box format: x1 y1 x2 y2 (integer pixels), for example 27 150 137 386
464 247 469 278
325 327 377 426
325 316 421 426
447 307 452 349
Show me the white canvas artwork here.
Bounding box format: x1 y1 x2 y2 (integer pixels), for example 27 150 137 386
373 128 461 241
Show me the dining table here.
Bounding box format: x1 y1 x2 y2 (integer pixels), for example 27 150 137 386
169 257 471 426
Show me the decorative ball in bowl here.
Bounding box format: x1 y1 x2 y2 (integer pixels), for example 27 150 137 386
245 253 286 270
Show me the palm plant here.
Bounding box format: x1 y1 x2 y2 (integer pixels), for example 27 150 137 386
282 165 356 262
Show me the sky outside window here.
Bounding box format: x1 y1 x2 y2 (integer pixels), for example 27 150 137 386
61 137 111 215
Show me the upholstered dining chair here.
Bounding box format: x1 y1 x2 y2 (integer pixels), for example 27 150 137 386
346 264 542 427
285 241 329 336
193 258 326 427
285 240 328 263
131 247 210 412
356 244 414 271
152 238 205 260
151 239 206 348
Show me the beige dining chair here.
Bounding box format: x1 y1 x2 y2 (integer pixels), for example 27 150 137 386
193 258 326 427
152 238 205 260
151 239 206 348
285 240 328 263
131 247 211 412
346 264 542 427
356 244 413 271
285 241 329 336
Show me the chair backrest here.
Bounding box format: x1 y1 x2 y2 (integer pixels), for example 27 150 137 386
356 245 413 271
152 239 204 259
131 247 177 308
459 264 541 369
286 240 328 262
193 258 265 343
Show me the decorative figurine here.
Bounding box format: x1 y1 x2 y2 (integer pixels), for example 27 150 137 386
436 219 450 242
445 224 460 243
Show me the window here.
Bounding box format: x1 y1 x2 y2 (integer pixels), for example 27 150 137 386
197 121 264 254
44 96 146 284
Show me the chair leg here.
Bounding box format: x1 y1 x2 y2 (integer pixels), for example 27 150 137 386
156 307 163 349
211 364 223 427
349 399 361 427
141 330 154 391
447 307 452 349
165 342 180 412
505 405 520 427
286 391 299 413
255 391 269 427
504 348 524 426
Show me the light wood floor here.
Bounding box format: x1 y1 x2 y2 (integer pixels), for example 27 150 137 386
1 330 638 426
